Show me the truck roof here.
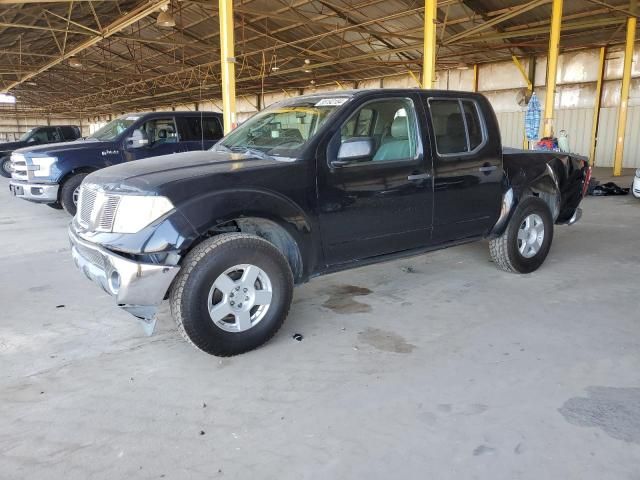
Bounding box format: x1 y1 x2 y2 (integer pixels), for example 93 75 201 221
291 88 483 99
118 111 222 118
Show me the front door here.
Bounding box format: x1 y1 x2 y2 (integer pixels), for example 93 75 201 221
422 96 503 241
124 117 181 161
317 96 434 266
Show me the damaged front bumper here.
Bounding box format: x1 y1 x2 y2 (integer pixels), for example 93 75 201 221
68 225 180 333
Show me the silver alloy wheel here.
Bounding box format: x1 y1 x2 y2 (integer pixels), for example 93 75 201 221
72 186 80 206
207 264 273 332
517 213 545 258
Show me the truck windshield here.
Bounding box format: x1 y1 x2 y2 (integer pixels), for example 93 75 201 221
213 98 348 159
89 116 139 141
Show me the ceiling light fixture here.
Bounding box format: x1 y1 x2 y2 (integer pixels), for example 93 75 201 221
68 56 83 68
157 5 176 28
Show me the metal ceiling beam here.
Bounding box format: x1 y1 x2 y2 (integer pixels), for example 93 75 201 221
1 0 169 93
444 0 551 45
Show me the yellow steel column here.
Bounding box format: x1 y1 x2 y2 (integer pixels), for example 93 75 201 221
219 0 237 134
613 2 637 176
589 46 606 167
422 0 437 88
543 0 563 138
472 64 479 92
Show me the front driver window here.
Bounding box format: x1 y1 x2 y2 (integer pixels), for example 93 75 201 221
141 118 177 145
340 98 418 163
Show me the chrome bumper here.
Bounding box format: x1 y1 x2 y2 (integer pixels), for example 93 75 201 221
68 225 180 327
9 180 59 203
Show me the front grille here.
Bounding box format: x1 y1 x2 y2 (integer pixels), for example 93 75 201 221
77 184 121 232
99 195 121 231
76 244 105 270
10 153 28 181
77 185 98 228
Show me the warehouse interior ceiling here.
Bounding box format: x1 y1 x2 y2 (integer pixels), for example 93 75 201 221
0 0 636 115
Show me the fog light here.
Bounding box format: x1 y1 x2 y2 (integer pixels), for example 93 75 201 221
108 270 121 295
31 187 43 195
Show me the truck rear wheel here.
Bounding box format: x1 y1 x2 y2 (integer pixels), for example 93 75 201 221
0 157 11 178
489 197 553 274
60 173 87 216
170 233 294 356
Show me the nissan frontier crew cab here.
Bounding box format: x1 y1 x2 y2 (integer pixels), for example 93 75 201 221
9 111 223 215
68 89 591 357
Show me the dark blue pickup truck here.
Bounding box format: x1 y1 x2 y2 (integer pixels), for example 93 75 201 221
9 111 223 215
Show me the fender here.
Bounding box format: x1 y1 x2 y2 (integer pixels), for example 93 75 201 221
176 187 319 279
490 163 561 238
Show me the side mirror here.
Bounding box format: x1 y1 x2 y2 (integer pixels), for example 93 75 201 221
331 137 375 167
126 129 149 149
332 137 375 167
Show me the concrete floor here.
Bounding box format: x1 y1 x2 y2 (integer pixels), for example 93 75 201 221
1 173 639 480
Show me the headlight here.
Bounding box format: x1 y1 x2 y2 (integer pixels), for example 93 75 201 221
111 195 174 234
31 156 57 177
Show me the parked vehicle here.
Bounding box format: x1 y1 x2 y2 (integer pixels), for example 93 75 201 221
0 125 81 178
9 111 223 214
68 89 591 356
632 169 640 198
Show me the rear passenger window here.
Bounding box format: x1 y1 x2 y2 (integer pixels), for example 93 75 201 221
59 126 78 140
181 117 203 141
202 118 222 140
429 99 485 155
462 101 483 150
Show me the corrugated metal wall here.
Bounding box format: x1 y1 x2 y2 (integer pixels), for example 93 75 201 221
496 105 640 168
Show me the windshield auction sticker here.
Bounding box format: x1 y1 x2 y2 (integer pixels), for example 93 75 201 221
315 98 348 107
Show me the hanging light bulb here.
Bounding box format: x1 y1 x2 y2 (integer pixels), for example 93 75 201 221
157 5 176 28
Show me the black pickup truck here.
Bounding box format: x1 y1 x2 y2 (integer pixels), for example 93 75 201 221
68 89 590 356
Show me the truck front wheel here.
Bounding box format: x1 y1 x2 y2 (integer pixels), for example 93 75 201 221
170 233 294 356
489 197 553 274
60 173 88 216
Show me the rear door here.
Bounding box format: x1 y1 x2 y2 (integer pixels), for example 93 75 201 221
317 94 434 265
177 115 224 152
422 95 502 241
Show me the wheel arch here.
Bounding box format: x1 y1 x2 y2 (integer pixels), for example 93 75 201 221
56 167 99 201
177 189 316 283
490 165 561 238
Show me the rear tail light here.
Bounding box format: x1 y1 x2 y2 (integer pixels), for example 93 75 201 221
582 163 592 197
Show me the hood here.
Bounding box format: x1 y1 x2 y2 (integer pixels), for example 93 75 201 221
15 138 106 156
0 140 29 153
87 150 291 193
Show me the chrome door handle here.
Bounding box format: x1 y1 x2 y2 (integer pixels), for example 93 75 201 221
479 165 497 173
407 173 431 181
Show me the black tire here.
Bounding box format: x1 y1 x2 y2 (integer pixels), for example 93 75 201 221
47 202 64 210
60 173 87 216
170 233 294 356
489 196 553 274
0 157 11 178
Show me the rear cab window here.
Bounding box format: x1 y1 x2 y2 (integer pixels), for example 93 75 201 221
428 98 486 156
